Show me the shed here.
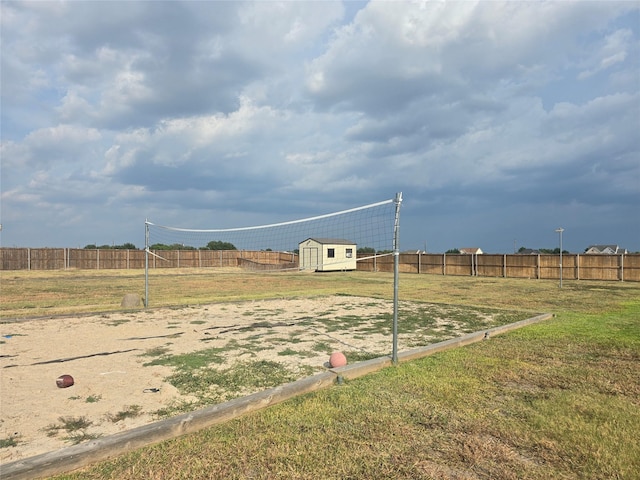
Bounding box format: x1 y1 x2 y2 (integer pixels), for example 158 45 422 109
298 238 357 272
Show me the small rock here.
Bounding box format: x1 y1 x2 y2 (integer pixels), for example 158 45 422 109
121 293 142 308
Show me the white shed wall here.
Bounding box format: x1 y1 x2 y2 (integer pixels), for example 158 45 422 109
298 239 357 271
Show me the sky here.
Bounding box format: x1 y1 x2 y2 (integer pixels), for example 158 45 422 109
1 1 639 254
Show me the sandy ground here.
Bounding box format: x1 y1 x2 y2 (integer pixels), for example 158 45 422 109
1 296 400 464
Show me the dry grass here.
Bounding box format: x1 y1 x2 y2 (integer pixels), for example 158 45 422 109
2 268 637 320
2 269 639 479
51 303 639 480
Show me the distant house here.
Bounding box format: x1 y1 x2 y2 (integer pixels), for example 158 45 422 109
298 238 357 272
585 245 627 254
459 247 483 255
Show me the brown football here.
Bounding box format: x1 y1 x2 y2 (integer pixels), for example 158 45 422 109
56 374 74 388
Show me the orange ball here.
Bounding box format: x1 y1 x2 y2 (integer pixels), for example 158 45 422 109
329 351 347 368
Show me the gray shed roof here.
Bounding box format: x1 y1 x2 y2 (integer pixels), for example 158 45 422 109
299 238 356 245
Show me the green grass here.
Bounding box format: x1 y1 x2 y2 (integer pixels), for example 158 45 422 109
43 417 101 446
105 406 143 423
0 436 19 448
132 296 525 417
39 274 638 479
3 269 638 321
52 303 639 479
153 360 315 417
3 271 639 478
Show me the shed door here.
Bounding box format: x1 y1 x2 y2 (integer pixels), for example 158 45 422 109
302 247 319 270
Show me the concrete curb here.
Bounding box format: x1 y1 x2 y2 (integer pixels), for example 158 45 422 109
1 313 553 480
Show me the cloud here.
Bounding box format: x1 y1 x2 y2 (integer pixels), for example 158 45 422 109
578 29 633 79
0 1 638 252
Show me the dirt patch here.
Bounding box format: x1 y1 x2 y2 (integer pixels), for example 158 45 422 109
0 295 499 463
1 296 384 462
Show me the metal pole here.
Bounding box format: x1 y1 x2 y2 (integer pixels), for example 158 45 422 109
392 192 403 365
145 220 149 307
556 227 564 288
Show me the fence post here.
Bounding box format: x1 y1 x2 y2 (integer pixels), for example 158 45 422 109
28 248 31 271
503 254 507 278
576 254 580 280
620 254 624 282
443 253 446 275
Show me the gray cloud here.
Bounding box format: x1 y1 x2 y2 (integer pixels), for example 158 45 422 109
1 1 638 253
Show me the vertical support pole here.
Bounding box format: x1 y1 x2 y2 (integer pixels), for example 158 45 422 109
555 227 564 288
559 231 563 288
28 248 31 271
392 192 402 366
620 254 624 282
145 220 149 307
503 254 507 278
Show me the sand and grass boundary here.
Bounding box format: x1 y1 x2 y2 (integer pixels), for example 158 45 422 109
2 312 551 480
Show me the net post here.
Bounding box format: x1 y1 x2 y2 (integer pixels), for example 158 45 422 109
392 192 402 365
144 220 149 308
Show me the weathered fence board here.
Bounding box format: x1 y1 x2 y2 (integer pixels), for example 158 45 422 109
1 248 638 282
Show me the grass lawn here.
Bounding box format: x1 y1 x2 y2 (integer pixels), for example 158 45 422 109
2 270 638 479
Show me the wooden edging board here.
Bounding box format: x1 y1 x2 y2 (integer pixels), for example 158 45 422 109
1 312 553 480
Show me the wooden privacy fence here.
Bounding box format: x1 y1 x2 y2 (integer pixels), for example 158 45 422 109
0 248 297 271
1 248 638 282
356 252 639 282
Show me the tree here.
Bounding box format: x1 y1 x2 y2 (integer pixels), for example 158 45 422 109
357 247 376 254
204 240 237 250
148 243 192 250
84 243 138 249
539 248 569 254
149 243 171 250
446 248 460 254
